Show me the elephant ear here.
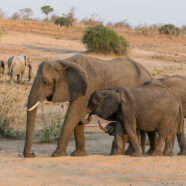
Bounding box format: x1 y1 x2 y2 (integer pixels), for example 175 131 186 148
100 90 121 119
62 60 88 100
115 87 128 103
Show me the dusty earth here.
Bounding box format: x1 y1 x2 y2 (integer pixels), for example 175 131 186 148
0 20 186 185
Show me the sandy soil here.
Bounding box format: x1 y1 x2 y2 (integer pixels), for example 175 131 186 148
0 126 185 186
0 21 186 185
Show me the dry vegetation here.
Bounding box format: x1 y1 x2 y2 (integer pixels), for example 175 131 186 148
0 19 185 185
0 18 186 133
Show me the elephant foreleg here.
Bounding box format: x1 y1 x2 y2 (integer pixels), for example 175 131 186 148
114 122 125 155
52 97 88 157
71 123 87 156
124 122 141 156
110 138 116 155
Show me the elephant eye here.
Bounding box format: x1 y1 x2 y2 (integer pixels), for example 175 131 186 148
43 78 51 85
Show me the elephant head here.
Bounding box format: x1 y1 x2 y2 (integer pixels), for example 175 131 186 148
24 59 88 157
24 56 32 66
88 88 122 119
98 120 116 136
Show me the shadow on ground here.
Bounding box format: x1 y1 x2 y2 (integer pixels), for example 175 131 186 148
25 45 84 54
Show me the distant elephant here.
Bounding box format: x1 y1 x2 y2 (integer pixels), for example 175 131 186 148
144 75 186 155
23 54 152 158
0 60 5 76
8 55 32 83
98 120 146 155
88 85 184 156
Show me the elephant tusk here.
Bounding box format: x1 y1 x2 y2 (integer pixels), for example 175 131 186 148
98 120 108 133
28 101 40 111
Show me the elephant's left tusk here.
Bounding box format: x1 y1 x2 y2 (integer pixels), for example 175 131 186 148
28 101 40 112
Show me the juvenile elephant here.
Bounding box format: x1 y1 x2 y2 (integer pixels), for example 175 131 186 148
98 120 146 155
88 85 184 156
8 55 32 83
0 60 5 76
23 54 152 158
144 75 186 155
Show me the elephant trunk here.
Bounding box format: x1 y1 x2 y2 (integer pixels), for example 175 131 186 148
23 80 41 157
98 120 108 133
23 108 37 157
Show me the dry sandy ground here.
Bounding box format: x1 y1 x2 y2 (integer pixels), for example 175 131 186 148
0 126 185 186
0 24 186 185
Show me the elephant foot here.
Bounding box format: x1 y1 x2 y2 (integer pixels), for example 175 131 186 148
112 151 124 156
146 149 154 156
178 150 186 155
132 152 142 157
151 151 163 156
23 152 35 158
71 149 88 156
52 150 67 157
125 147 135 156
163 151 174 156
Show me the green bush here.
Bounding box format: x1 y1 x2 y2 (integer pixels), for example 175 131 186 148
55 17 72 27
159 24 180 36
82 24 129 55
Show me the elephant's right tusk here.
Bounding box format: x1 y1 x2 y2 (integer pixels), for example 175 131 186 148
28 101 40 111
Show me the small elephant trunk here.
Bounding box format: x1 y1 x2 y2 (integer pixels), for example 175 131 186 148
98 120 108 133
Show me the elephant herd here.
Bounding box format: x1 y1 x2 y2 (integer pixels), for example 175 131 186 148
23 54 186 158
0 54 185 158
0 55 32 83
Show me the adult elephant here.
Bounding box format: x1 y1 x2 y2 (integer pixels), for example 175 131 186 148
23 54 152 157
144 75 186 155
8 55 32 83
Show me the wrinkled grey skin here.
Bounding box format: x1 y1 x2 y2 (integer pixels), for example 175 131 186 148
23 54 152 158
0 60 5 76
98 121 146 155
88 86 184 156
8 56 32 83
144 75 186 155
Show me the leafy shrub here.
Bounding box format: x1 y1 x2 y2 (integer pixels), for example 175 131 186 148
37 103 67 143
55 17 72 27
82 24 129 55
159 24 180 36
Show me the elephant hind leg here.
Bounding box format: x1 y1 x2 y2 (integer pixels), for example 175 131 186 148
177 132 186 155
124 122 141 156
146 132 156 155
163 133 174 156
140 130 146 155
152 133 165 156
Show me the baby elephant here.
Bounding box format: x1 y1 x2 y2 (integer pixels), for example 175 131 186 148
8 55 32 83
88 85 184 156
98 120 146 155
